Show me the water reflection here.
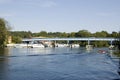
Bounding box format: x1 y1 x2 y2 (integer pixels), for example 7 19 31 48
0 47 83 57
109 50 120 57
113 51 120 57
0 48 9 80
0 48 9 56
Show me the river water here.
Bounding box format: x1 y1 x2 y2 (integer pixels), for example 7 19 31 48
0 47 120 80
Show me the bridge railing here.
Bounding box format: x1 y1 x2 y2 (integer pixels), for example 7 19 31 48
22 37 119 41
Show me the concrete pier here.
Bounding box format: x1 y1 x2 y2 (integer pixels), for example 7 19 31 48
86 45 93 51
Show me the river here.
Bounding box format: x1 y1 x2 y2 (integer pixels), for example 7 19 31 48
0 47 120 80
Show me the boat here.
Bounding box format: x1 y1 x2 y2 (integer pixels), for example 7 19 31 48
55 44 68 47
14 44 28 48
109 45 115 50
29 44 44 48
98 50 107 54
13 40 45 48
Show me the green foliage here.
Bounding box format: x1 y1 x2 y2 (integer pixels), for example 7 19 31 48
47 32 68 38
94 31 108 37
93 41 109 47
0 18 119 47
10 31 32 38
10 29 119 47
39 31 47 37
111 31 119 38
68 32 76 37
76 30 91 37
33 31 47 37
112 51 120 57
12 36 22 43
0 18 8 47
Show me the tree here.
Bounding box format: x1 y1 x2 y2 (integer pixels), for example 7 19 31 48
61 32 68 37
93 31 109 47
68 32 76 37
12 36 22 43
38 31 47 37
111 31 118 38
76 30 91 37
0 18 8 47
94 31 108 37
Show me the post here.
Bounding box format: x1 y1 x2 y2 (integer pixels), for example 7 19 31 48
86 40 93 51
88 40 90 45
109 40 114 50
26 41 29 48
67 40 69 47
55 40 57 47
110 40 113 46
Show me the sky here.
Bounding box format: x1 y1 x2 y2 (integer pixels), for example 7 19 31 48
0 0 120 33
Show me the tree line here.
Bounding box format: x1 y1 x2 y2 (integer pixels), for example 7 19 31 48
0 18 119 48
10 30 119 38
10 30 120 47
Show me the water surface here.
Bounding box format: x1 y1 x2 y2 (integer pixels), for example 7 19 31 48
0 47 120 80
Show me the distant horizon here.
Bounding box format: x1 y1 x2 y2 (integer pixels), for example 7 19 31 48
11 29 119 34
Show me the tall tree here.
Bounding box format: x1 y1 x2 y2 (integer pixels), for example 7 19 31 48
39 31 47 37
95 31 108 37
68 32 76 37
111 31 118 37
76 30 91 37
0 18 8 47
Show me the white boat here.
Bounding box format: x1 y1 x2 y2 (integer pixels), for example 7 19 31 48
6 43 15 47
14 44 28 48
55 44 68 47
71 44 80 48
13 40 45 48
29 44 45 48
13 43 45 48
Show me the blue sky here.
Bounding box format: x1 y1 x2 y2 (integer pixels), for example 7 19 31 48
0 0 120 33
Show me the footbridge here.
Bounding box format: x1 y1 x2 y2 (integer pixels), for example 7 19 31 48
23 37 118 41
22 37 119 45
